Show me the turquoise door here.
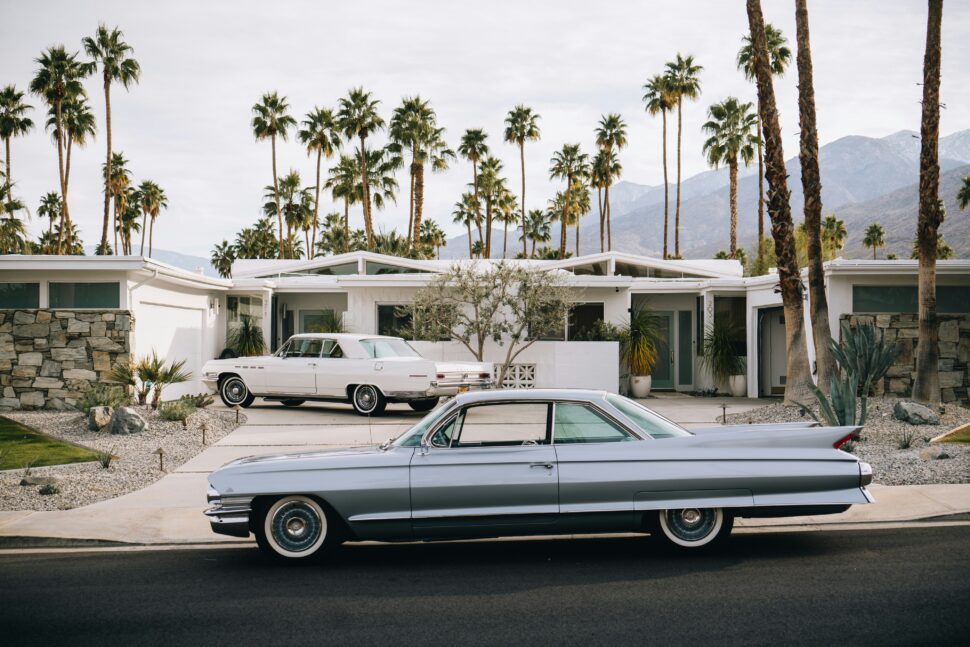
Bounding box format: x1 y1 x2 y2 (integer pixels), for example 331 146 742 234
651 312 675 390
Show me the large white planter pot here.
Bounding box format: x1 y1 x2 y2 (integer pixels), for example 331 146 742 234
728 374 747 398
630 375 652 399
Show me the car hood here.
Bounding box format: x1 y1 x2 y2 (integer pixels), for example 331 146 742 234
225 445 383 467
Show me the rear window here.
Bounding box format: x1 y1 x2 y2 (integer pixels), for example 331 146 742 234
606 395 692 439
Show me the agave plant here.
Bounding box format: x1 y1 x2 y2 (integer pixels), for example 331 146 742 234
227 317 266 357
801 372 861 426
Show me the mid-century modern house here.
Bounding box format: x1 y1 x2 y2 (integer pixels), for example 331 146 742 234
1 251 969 409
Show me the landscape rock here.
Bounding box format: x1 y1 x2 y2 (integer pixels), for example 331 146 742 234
919 446 949 460
108 407 148 435
89 406 114 430
893 401 940 425
20 476 57 487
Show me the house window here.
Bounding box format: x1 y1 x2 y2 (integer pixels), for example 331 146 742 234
310 262 357 276
713 296 746 356
377 304 412 337
48 282 119 309
0 283 40 308
852 285 970 314
300 309 335 333
567 303 605 340
227 295 263 334
366 261 420 275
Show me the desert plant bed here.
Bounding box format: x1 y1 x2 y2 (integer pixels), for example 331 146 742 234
725 396 970 486
0 405 243 512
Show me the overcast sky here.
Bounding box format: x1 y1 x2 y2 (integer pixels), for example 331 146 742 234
2 0 968 257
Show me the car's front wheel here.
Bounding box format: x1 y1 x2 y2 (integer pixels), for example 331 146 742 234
408 397 439 412
351 384 386 416
256 495 330 561
655 507 733 549
219 375 255 408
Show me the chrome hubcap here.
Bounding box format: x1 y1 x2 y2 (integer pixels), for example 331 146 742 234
681 509 701 525
665 508 717 542
356 387 375 410
271 501 322 553
224 379 246 403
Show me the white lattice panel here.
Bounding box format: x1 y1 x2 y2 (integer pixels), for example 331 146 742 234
500 364 536 389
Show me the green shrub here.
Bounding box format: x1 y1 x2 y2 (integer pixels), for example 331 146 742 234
570 320 622 342
158 400 196 422
77 385 129 415
179 393 214 409
38 483 59 496
96 447 115 469
898 429 916 450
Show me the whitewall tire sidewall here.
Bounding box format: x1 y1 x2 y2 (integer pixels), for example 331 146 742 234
263 496 328 559
658 508 725 548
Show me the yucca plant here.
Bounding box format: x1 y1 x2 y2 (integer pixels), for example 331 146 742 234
619 306 662 376
227 317 266 357
701 319 744 385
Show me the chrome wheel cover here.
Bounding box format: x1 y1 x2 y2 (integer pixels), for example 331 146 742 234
264 496 328 558
660 508 723 547
354 385 378 413
221 377 248 405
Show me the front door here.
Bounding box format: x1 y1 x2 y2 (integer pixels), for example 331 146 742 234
410 402 558 538
651 311 675 390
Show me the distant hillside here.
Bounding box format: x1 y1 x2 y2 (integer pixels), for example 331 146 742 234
83 247 217 277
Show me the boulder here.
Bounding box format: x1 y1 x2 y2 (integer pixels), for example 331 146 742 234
108 406 147 435
919 446 949 460
89 406 114 430
893 401 940 425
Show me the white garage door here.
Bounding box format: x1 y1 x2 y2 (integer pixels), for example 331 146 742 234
135 303 205 400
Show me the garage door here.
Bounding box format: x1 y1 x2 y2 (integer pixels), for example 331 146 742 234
135 303 205 400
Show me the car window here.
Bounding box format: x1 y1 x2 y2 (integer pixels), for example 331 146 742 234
396 403 455 447
606 394 692 439
453 403 549 446
429 416 457 448
321 340 345 359
359 338 421 358
554 403 634 444
284 338 323 358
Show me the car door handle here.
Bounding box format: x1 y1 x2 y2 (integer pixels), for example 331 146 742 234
529 463 554 469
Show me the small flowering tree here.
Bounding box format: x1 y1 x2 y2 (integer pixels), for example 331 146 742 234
406 262 572 384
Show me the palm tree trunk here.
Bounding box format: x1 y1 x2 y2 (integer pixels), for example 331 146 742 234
575 217 580 257
304 230 310 259
485 198 493 259
605 181 613 251
873 245 877 260
4 138 11 199
140 210 148 255
407 161 415 242
729 158 738 256
796 0 836 394
149 216 155 256
472 162 483 245
757 122 765 255
503 221 508 259
531 237 536 258
675 98 683 257
466 221 473 258
100 79 112 255
598 186 604 253
661 109 670 259
312 150 321 258
343 198 350 252
54 99 68 255
747 0 813 406
271 135 284 258
113 199 119 255
912 0 944 404
359 136 374 249
520 143 527 258
412 162 425 248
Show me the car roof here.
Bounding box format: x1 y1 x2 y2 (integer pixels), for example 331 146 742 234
288 333 399 341
453 389 609 406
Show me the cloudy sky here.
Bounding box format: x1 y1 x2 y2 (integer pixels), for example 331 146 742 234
2 0 968 257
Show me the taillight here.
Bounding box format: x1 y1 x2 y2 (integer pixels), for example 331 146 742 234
833 432 857 450
436 373 445 380
479 373 491 379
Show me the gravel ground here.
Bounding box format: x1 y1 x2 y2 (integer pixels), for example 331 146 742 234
725 396 970 485
0 406 244 511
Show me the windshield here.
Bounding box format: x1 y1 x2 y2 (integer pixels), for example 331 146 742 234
394 403 456 447
606 394 692 439
360 338 421 359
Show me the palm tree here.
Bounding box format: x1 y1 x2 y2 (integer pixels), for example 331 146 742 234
458 129 489 246
745 0 812 405
47 95 96 192
252 92 296 258
863 223 884 259
477 155 506 258
642 75 676 258
324 154 359 252
663 54 703 258
298 107 341 257
549 144 589 256
336 88 384 249
134 180 167 256
314 212 346 256
102 151 130 254
911 1 944 403
496 187 519 259
504 105 541 257
701 97 758 257
263 170 306 258
83 25 140 256
594 113 627 252
30 46 92 254
957 176 970 210
211 240 235 278
738 22 792 271
522 208 551 257
590 150 608 252
820 214 846 253
118 186 140 254
389 97 454 247
37 192 62 252
452 192 479 258
0 85 34 199
420 218 446 259
358 146 401 231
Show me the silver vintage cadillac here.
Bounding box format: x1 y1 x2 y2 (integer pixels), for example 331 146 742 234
206 389 873 559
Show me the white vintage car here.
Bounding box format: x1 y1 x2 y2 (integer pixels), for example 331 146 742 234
201 334 493 415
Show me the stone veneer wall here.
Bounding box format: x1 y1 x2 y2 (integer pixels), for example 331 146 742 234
0 309 134 411
842 313 969 403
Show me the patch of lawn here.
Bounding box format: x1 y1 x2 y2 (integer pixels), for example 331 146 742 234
0 416 99 470
939 426 970 444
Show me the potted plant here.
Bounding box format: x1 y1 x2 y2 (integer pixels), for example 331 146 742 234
701 319 746 397
620 306 662 398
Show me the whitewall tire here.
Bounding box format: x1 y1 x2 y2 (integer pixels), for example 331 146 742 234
219 375 254 408
351 384 386 416
657 508 732 549
259 496 329 560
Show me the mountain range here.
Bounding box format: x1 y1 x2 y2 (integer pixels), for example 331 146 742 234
441 128 970 260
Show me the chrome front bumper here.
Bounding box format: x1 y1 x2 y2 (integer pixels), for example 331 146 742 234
205 485 252 538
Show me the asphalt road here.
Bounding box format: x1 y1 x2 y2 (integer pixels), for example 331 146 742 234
2 526 968 646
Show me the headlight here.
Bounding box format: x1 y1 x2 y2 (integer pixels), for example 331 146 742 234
207 484 220 503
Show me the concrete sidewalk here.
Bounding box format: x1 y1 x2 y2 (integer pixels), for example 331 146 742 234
1 396 968 547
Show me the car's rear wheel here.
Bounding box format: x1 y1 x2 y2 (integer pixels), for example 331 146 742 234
351 384 386 416
280 399 305 407
219 375 255 408
256 496 329 561
408 397 439 412
656 507 732 549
